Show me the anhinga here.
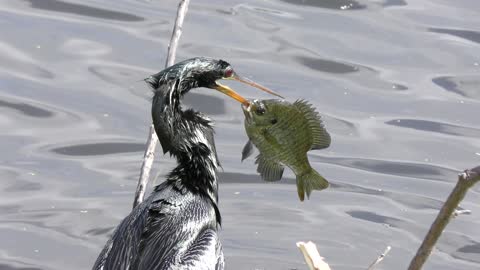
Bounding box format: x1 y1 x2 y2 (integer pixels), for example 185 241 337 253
92 57 282 270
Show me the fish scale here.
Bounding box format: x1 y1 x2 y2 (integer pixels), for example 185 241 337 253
242 99 331 201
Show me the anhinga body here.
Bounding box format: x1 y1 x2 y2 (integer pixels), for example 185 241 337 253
93 57 281 270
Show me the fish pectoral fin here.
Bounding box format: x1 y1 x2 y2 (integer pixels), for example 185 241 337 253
255 155 284 182
293 99 331 150
241 140 255 161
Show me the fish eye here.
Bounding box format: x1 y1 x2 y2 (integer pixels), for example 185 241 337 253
255 105 266 115
224 67 234 78
270 119 277 124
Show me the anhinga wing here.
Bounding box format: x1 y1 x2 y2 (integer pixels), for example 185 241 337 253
92 182 223 270
92 197 148 270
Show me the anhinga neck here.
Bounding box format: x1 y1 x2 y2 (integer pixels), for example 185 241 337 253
151 85 220 205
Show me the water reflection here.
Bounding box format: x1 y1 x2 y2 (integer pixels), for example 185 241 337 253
84 227 115 237
279 0 365 10
0 99 53 118
346 210 405 228
458 242 480 254
454 241 480 263
383 0 407 7
322 115 358 136
2 0 480 269
429 28 480 44
296 56 359 74
183 93 226 115
4 180 42 192
0 42 54 80
385 119 480 137
219 172 272 184
312 156 457 181
51 142 145 156
22 0 144 21
391 83 408 90
89 65 147 86
433 76 480 100
0 263 44 270
332 182 445 209
231 4 300 19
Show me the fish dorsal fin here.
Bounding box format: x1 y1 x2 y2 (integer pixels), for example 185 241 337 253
241 140 255 161
293 99 331 150
255 154 284 182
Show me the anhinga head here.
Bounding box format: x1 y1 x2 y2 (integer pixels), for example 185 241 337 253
147 57 283 156
146 57 282 107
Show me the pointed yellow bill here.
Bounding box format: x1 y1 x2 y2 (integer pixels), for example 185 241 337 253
231 74 284 99
213 83 250 107
213 71 283 106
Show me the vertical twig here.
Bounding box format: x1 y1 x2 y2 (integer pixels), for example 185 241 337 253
407 166 480 270
165 0 190 67
133 0 191 209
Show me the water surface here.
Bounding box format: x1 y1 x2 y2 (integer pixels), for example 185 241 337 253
0 0 479 269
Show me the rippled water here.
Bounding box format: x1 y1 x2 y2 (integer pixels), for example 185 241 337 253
1 0 479 269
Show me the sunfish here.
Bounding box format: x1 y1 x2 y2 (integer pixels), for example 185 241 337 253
242 99 331 201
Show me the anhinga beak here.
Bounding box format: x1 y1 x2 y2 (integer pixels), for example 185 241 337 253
231 74 284 99
213 83 250 107
213 73 284 107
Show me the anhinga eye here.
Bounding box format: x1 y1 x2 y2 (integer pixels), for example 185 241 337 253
224 67 234 78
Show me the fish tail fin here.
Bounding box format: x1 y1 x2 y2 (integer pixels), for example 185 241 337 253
296 168 329 201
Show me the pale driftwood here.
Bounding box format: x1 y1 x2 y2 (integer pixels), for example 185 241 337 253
296 241 332 270
297 241 391 270
453 209 471 217
366 246 391 270
133 0 191 209
407 166 480 270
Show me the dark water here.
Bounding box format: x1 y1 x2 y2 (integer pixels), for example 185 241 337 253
1 0 479 269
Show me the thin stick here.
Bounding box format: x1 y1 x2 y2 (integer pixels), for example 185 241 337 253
407 166 480 270
133 0 191 209
165 0 190 67
133 124 157 208
296 241 332 270
366 246 391 270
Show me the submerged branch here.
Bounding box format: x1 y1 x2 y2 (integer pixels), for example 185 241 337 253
366 246 391 270
133 0 191 209
407 165 480 270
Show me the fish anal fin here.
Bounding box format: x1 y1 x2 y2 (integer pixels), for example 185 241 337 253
255 155 284 182
293 99 331 150
241 140 255 161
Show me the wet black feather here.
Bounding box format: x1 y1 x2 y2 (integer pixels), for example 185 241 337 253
93 57 229 270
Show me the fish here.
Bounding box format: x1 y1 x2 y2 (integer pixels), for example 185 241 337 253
241 99 331 201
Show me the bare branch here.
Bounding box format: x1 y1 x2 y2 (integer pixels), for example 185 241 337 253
407 166 480 270
366 246 391 270
133 0 191 209
165 0 190 67
133 124 158 208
